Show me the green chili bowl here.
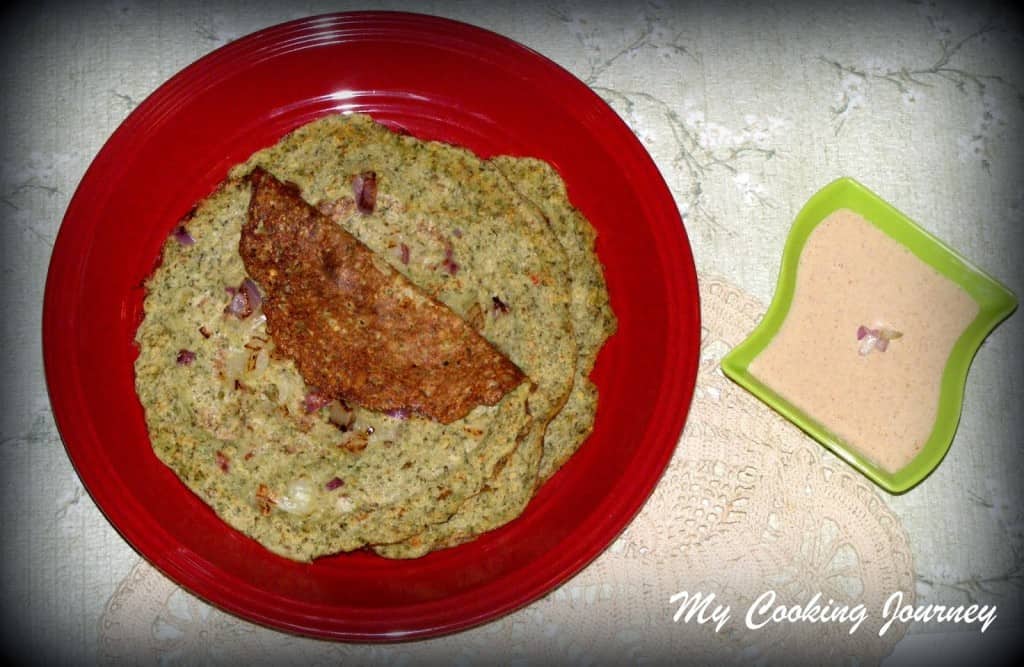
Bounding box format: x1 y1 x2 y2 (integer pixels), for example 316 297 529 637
720 177 1017 494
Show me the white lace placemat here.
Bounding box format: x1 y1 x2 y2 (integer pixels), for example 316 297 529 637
97 276 915 664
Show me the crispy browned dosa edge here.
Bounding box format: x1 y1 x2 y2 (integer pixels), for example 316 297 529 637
239 168 526 424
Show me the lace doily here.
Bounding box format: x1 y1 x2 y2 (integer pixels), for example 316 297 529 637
98 276 915 664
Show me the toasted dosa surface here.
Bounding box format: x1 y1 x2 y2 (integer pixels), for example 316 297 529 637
489 156 617 484
135 177 535 561
240 168 525 424
134 114 586 561
234 114 577 427
373 156 616 558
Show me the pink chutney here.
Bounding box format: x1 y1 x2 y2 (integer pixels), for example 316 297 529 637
749 209 979 473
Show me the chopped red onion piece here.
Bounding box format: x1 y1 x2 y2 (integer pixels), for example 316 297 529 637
226 290 248 318
353 171 377 214
858 330 879 356
857 324 903 355
172 225 195 246
303 391 332 414
384 408 410 420
241 277 262 311
224 278 262 319
325 476 344 491
400 242 410 265
215 450 230 473
176 349 196 365
441 240 459 275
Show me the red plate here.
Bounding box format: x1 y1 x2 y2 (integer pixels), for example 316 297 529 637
43 12 699 641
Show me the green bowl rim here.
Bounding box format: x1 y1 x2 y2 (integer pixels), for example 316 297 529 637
720 177 1017 494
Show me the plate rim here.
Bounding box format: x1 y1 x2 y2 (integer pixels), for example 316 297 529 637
42 10 701 641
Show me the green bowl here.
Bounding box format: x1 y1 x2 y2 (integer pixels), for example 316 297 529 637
720 177 1017 494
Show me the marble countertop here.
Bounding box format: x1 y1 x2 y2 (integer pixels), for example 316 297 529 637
2 0 1021 663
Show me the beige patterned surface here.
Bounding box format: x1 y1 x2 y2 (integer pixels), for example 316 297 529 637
2 0 1021 662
